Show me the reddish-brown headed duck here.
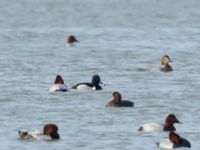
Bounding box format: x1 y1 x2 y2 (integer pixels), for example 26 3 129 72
157 131 191 149
67 35 78 46
160 55 173 72
18 124 60 140
138 114 182 132
106 92 134 107
49 75 68 92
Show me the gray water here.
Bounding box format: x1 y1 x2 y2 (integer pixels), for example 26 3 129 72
0 0 200 149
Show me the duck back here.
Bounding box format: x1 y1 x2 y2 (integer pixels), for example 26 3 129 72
120 100 134 107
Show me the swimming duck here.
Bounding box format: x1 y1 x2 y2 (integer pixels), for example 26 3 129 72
72 74 103 90
18 124 60 140
106 92 134 107
67 35 78 46
49 75 68 92
160 55 173 72
157 131 191 149
138 114 181 132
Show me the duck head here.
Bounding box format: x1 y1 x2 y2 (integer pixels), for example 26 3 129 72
54 75 64 84
164 114 182 131
169 131 181 145
113 91 122 104
169 131 191 148
161 55 172 66
91 75 102 86
67 35 78 44
43 124 60 139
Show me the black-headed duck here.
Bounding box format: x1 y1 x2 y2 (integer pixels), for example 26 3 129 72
72 74 103 90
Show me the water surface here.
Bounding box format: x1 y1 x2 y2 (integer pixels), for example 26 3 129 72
0 0 200 149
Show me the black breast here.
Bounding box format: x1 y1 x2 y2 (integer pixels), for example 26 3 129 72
95 85 102 90
163 126 176 131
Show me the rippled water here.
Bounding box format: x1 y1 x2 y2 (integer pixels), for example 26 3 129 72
0 0 200 149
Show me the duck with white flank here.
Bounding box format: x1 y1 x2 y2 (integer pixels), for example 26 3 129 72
138 114 182 132
18 124 60 140
72 74 103 90
49 75 68 92
157 131 191 149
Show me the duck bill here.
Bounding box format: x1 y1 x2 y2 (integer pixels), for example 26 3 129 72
75 39 79 43
176 120 182 124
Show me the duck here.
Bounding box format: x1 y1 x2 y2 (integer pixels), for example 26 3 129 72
106 91 134 107
160 55 173 72
157 131 191 149
72 74 103 90
49 75 68 92
138 114 182 132
18 124 60 140
67 35 78 46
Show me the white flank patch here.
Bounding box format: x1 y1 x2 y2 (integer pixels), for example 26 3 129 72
49 84 68 92
76 84 93 90
157 139 173 149
140 122 163 131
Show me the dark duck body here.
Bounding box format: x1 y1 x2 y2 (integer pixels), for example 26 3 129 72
106 92 134 107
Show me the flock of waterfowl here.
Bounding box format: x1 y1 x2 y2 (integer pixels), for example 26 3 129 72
18 35 191 149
